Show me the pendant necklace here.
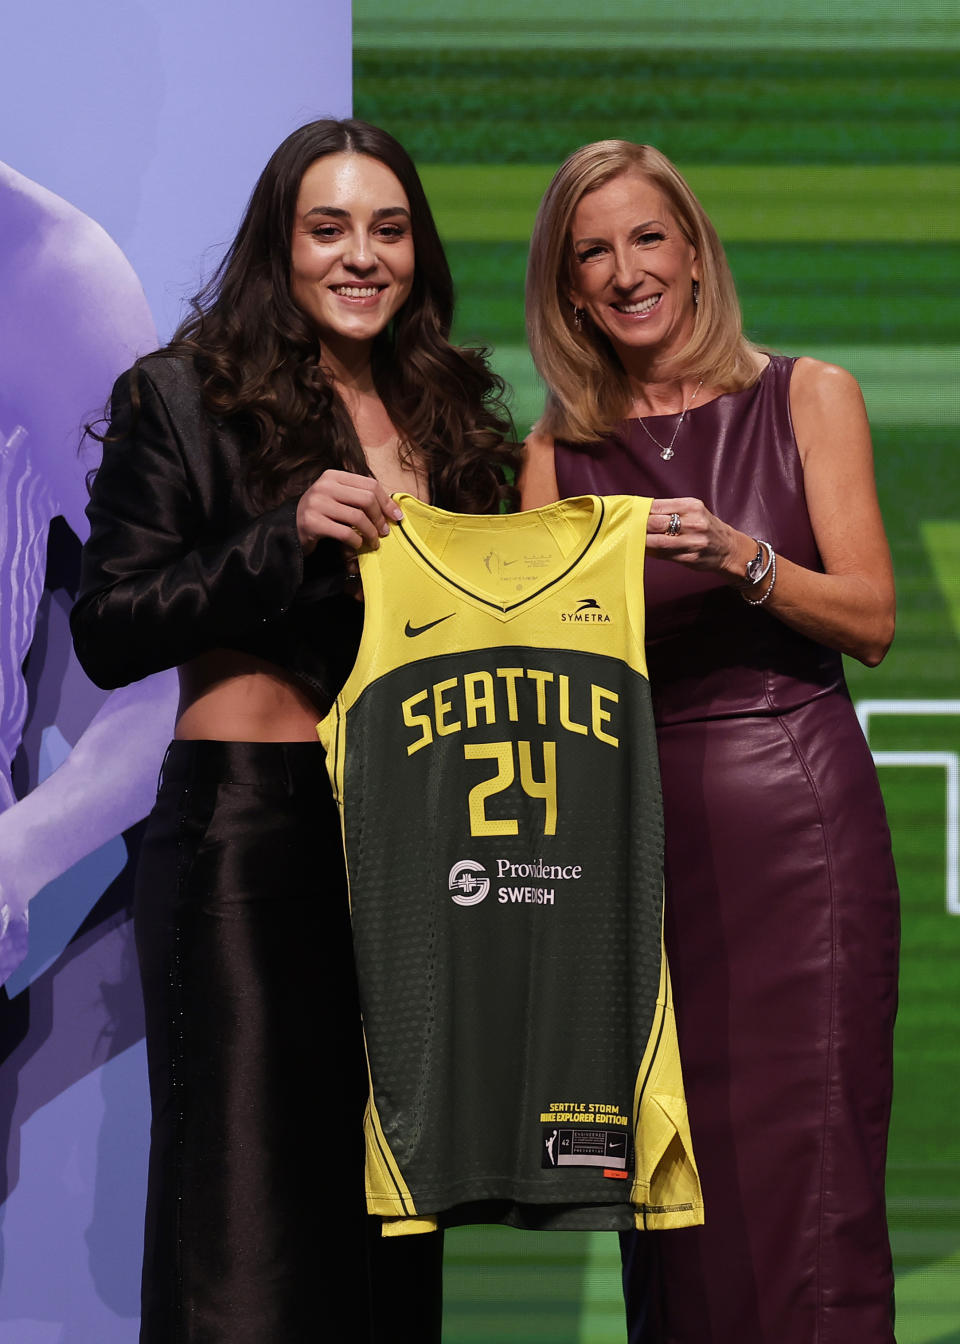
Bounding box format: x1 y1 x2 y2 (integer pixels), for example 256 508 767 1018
636 379 704 460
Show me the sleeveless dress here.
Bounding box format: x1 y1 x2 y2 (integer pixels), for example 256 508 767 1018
554 355 899 1343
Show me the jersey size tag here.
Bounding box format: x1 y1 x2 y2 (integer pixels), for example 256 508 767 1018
541 1125 631 1173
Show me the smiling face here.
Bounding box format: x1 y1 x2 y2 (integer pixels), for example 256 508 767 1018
290 152 415 360
568 169 699 371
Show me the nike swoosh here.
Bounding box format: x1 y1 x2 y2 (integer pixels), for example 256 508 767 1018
404 614 455 638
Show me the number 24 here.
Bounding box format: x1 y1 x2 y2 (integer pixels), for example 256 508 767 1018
464 741 557 837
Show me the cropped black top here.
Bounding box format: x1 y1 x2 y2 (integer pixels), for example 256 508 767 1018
70 355 363 706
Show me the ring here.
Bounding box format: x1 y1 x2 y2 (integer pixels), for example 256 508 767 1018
667 512 682 536
345 571 361 583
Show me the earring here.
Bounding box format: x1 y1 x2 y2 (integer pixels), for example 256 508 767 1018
573 306 585 331
692 280 700 309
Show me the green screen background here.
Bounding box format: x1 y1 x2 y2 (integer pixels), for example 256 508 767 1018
354 4 960 1338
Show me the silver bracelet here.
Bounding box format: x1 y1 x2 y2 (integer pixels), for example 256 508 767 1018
741 545 776 605
743 538 774 587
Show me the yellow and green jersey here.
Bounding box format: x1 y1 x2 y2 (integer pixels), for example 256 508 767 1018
318 493 702 1236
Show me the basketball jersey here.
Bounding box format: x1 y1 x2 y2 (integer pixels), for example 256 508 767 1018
318 494 702 1236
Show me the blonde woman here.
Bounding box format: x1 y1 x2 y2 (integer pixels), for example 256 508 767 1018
522 141 899 1343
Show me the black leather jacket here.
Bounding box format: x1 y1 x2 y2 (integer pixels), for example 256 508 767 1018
71 355 362 705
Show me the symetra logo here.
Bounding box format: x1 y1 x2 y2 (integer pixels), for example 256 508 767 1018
448 860 490 906
560 597 612 624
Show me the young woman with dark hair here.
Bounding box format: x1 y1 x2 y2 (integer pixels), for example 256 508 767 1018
71 118 515 1344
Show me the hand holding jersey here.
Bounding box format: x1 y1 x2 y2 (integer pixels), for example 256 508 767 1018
295 468 402 556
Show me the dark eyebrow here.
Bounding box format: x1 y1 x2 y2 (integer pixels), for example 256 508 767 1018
302 205 411 221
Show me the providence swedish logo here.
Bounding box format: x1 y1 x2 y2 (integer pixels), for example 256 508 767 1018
448 860 490 906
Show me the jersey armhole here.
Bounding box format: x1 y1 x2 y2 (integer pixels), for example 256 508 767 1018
317 523 391 733
624 496 652 679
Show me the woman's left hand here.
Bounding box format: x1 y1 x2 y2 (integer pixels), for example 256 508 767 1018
645 356 896 669
646 497 755 580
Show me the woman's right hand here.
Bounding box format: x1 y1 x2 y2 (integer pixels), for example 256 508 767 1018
295 469 403 555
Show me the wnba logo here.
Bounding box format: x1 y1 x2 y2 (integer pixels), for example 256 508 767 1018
448 860 490 906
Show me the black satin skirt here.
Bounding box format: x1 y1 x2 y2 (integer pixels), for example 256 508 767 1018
135 740 443 1344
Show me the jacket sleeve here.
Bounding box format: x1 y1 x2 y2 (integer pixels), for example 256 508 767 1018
70 364 309 689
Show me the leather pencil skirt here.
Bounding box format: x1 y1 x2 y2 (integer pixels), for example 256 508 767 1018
621 690 899 1343
134 740 442 1344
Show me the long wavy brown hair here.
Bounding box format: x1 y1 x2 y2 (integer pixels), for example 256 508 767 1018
153 119 516 512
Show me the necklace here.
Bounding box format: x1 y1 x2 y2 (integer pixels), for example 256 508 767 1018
635 379 704 460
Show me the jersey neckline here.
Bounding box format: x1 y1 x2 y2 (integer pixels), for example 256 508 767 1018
392 494 607 621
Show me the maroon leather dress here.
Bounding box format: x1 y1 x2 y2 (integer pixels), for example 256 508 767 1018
555 355 899 1343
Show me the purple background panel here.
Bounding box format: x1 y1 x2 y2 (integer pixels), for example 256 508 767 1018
0 3 351 1338
0 0 353 340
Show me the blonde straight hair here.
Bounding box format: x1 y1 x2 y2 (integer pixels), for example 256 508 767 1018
526 141 762 444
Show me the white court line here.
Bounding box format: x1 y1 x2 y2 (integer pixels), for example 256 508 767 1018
856 700 960 916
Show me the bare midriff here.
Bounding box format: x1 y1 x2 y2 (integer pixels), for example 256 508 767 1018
175 649 325 742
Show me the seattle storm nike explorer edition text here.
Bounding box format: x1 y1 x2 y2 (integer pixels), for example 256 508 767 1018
318 494 703 1236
